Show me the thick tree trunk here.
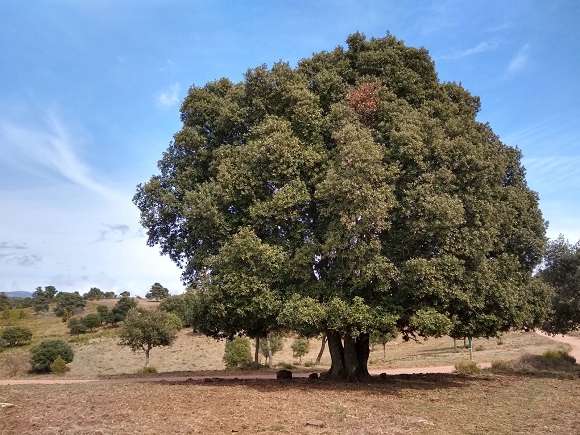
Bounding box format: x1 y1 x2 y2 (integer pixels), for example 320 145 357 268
325 330 372 381
254 337 260 364
355 333 371 380
315 334 327 365
327 330 345 379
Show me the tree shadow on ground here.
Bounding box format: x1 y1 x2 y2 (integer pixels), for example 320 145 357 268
160 372 494 395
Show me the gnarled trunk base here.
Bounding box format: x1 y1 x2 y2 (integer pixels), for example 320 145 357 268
326 330 371 382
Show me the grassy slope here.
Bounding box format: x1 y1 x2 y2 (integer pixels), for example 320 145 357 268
0 298 573 378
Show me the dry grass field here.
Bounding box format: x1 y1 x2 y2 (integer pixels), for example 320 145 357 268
0 299 574 378
1 299 579 434
1 373 579 434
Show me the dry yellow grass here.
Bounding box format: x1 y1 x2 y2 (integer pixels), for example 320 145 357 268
1 374 579 434
0 299 574 378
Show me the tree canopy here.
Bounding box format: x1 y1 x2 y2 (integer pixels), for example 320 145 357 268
118 308 181 367
146 282 170 300
134 33 548 380
537 236 580 334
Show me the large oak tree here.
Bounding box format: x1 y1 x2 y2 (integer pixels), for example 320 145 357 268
134 33 549 380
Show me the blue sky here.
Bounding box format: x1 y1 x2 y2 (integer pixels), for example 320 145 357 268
1 0 579 296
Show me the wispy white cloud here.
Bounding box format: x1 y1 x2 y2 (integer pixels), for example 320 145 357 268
157 82 181 108
0 110 120 201
506 44 530 75
96 223 132 243
0 252 43 267
440 40 499 60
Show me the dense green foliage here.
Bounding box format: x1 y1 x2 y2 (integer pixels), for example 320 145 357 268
30 339 74 372
223 336 253 369
259 332 284 366
159 290 198 327
81 313 102 331
68 317 88 336
110 296 137 323
134 33 547 380
1 326 33 346
32 286 57 312
83 287 105 300
118 308 181 367
50 354 69 374
291 337 310 362
146 282 170 300
96 305 110 324
0 292 10 309
54 292 86 317
537 237 580 333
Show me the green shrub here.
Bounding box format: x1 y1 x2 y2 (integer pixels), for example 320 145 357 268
454 360 481 374
1 326 33 346
141 366 158 374
276 362 294 370
259 333 284 366
30 339 74 372
291 338 310 363
68 318 88 336
543 349 576 364
304 360 316 367
81 313 101 331
50 355 69 374
223 337 252 369
239 361 265 371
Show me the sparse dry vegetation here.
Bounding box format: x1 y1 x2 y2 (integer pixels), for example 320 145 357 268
1 374 579 434
1 297 579 435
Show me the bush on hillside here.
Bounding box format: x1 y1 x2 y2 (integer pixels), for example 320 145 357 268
1 326 33 347
223 337 252 369
30 339 74 372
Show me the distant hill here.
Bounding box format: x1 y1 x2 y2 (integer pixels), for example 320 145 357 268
2 291 33 298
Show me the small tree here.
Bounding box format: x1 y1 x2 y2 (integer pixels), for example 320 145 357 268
104 291 117 299
83 287 105 301
223 337 253 369
113 296 137 321
96 305 110 325
120 291 130 297
118 308 180 368
259 333 284 367
159 291 199 327
54 292 85 317
81 313 102 332
30 339 74 372
291 338 310 363
68 318 88 336
370 331 396 359
1 326 33 346
0 292 11 309
61 309 73 323
146 283 170 301
50 355 69 374
32 287 50 313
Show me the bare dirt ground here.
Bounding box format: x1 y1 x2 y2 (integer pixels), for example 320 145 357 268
1 373 579 434
1 305 579 434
